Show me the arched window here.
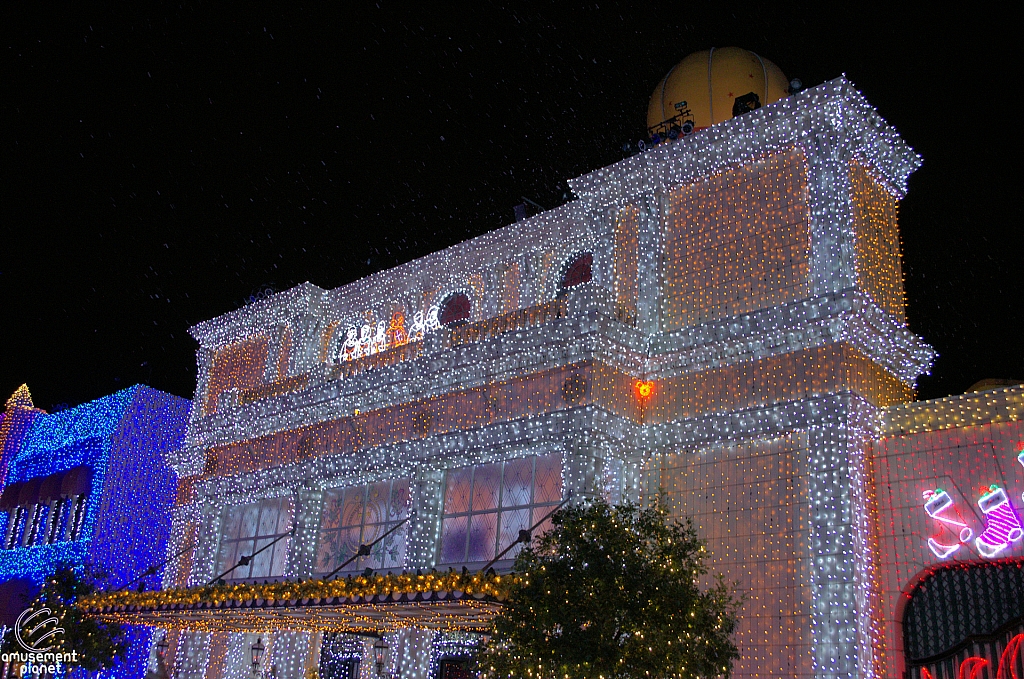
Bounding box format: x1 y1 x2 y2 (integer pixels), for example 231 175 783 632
438 292 471 326
561 253 593 289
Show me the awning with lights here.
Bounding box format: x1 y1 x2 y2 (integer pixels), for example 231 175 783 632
80 572 515 635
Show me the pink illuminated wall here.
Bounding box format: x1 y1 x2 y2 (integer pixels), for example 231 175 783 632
869 386 1024 679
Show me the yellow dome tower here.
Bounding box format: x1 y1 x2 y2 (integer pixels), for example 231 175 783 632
647 47 790 135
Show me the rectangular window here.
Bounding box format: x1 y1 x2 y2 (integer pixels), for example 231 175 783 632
4 507 25 549
215 496 293 581
67 495 88 541
314 479 410 575
30 504 49 546
438 453 562 568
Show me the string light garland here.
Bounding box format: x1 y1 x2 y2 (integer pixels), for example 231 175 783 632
82 571 519 611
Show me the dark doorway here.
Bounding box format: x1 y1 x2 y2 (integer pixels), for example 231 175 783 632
437 657 474 679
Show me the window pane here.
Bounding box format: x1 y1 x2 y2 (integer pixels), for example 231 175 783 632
322 490 344 531
378 524 407 569
532 509 555 540
239 505 260 539
444 469 472 514
364 482 389 525
249 537 274 577
269 538 289 577
534 454 563 504
471 464 500 512
498 508 531 560
257 504 279 537
235 539 256 578
337 526 362 565
342 488 366 529
276 499 293 534
501 458 533 508
218 497 295 581
389 480 410 521
222 507 241 540
439 516 469 564
216 538 239 574
466 512 498 563
317 480 411 575
315 530 341 572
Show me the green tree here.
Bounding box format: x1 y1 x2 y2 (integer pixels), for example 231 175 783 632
477 498 740 679
0 567 126 673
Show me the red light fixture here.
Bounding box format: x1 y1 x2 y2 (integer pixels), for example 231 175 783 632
635 379 654 401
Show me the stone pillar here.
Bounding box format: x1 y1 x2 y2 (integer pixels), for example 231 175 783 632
407 468 444 569
289 314 327 376
163 503 200 588
805 139 858 297
562 432 601 500
288 488 325 579
191 495 226 586
620 457 643 504
636 193 663 334
264 323 290 382
269 632 312 679
193 347 216 419
804 394 883 679
174 632 213 679
395 628 434 679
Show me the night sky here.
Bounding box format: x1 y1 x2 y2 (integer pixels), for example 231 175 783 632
1 4 1019 411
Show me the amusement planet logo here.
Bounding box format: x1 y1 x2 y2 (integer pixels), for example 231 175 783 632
1 607 79 676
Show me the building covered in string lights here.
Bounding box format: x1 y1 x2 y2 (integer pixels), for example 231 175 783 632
0 384 190 679
84 48 1023 679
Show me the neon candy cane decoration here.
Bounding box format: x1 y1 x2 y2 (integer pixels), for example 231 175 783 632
996 633 1023 679
959 657 989 679
974 485 1024 558
923 488 973 559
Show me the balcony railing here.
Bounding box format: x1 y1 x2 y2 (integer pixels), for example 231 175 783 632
239 374 310 405
330 340 424 380
450 299 567 347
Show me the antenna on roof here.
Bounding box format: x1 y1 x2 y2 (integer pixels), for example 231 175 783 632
513 197 547 222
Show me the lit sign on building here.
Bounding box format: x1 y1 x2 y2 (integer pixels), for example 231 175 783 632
922 489 972 559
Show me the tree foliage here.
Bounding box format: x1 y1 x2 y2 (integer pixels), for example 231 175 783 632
476 498 740 679
0 567 126 673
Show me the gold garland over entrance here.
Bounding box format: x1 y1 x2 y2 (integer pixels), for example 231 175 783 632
80 571 514 635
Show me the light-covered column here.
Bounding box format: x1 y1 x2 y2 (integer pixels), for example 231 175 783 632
269 632 312 679
407 468 444 569
191 494 226 586
804 394 884 679
562 432 601 500
288 488 325 579
173 631 213 679
395 628 434 679
805 139 858 297
636 192 663 334
192 347 216 422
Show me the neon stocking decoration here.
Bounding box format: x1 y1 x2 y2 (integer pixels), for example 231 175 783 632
974 485 1024 558
923 489 972 559
1019 447 1024 505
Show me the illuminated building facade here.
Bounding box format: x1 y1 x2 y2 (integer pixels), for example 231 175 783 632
102 49 1020 679
0 384 190 679
148 46 933 679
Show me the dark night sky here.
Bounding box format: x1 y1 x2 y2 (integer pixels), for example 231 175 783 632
1 3 1019 411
